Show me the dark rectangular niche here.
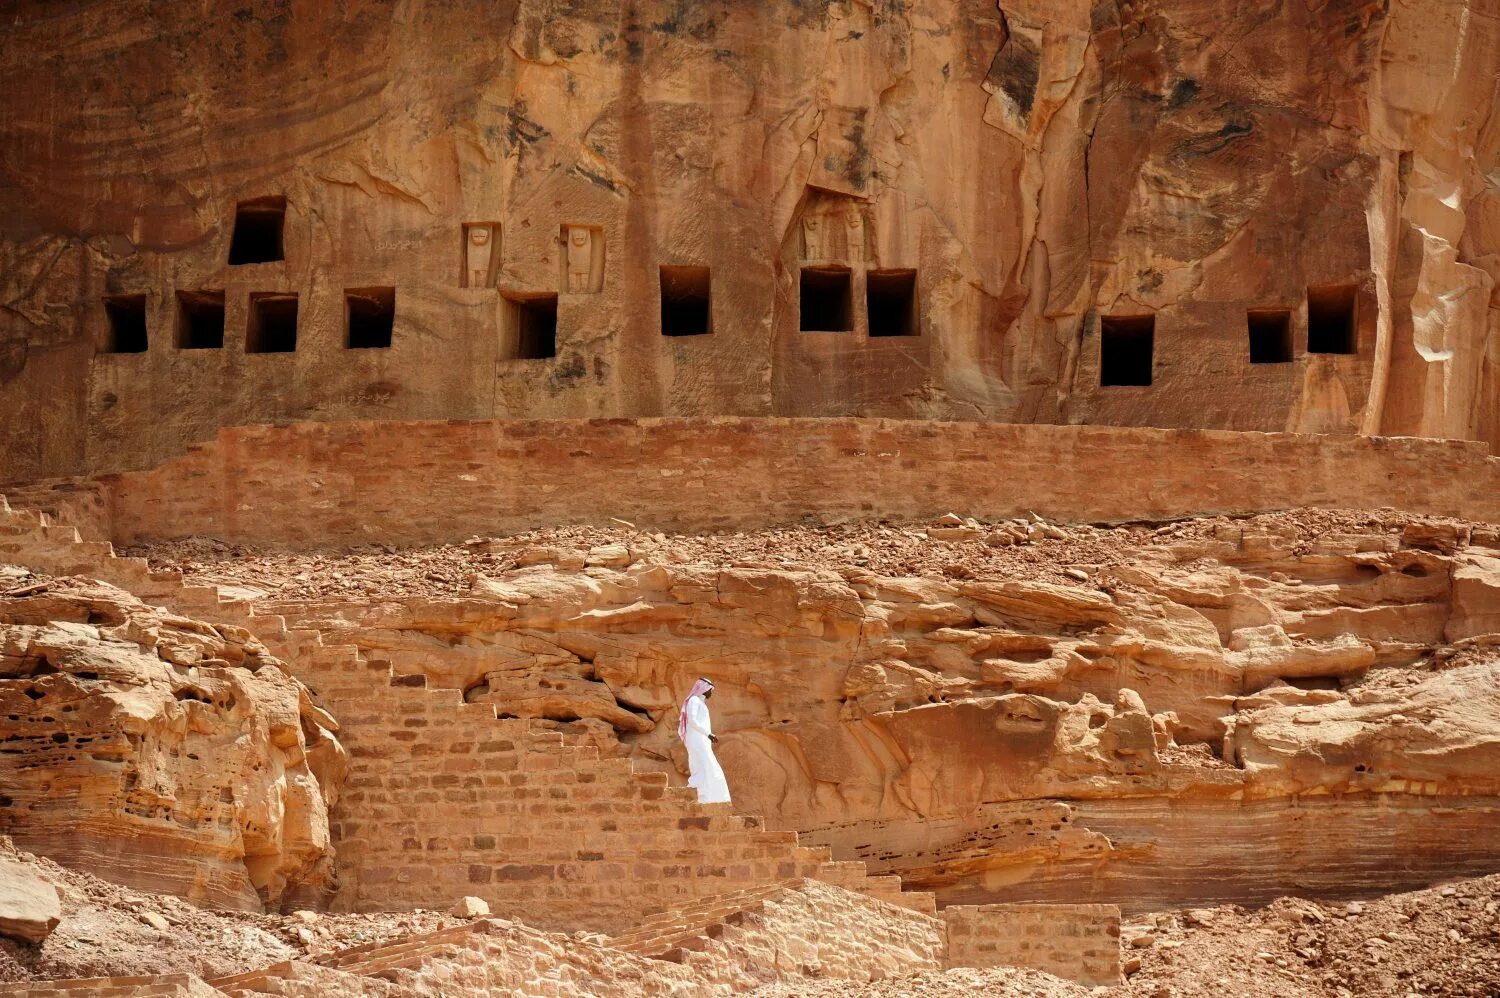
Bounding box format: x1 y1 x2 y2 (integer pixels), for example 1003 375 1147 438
246 292 298 353
660 266 712 337
505 293 558 359
175 290 225 349
799 266 852 332
227 196 287 265
101 294 148 353
1247 308 1292 364
866 269 917 337
1099 314 1154 386
1307 284 1357 355
345 287 395 349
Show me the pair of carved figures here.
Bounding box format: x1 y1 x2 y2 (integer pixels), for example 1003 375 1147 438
801 205 867 262
463 222 604 293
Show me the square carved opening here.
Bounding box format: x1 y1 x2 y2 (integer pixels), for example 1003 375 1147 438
1100 314 1154 386
799 266 852 332
246 292 298 353
660 266 712 337
1247 308 1292 364
175 290 225 350
346 287 395 349
227 196 287 265
1307 284 1357 355
101 294 148 354
504 293 558 360
866 269 917 337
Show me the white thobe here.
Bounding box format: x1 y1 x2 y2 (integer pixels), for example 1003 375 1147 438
683 695 731 804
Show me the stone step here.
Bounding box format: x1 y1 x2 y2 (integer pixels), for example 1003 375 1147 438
42 524 81 543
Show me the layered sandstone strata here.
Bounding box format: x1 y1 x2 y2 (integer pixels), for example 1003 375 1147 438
0 578 345 911
1 0 1498 482
244 510 1500 910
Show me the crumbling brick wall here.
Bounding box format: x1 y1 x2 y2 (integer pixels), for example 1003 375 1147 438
314 651 853 935
942 902 1122 987
717 881 944 984
60 417 1500 548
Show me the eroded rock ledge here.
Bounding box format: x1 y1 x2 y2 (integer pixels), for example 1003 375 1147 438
154 509 1500 910
0 577 345 911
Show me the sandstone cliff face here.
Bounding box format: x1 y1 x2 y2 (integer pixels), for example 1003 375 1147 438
0 578 345 911
1 0 1497 481
263 513 1500 908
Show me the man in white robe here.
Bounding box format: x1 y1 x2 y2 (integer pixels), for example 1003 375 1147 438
678 677 731 804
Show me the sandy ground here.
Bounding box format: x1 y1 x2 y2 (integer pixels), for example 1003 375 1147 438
0 841 465 984
4 835 1497 995
757 874 1500 997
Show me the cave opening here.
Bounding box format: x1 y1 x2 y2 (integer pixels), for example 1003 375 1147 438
505 293 558 359
102 295 148 354
1099 314 1155 386
227 196 287 265
345 287 396 349
866 269 917 337
1307 284 1357 355
175 290 225 350
1247 308 1292 364
799 266 853 332
660 265 712 337
246 293 298 353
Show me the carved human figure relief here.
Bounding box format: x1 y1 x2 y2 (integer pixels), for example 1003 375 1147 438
559 224 604 293
567 227 592 292
845 207 866 262
801 214 823 260
462 223 499 288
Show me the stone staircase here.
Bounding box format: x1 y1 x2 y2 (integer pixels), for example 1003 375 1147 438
0 976 224 997
209 957 406 996
0 496 300 661
209 880 944 996
604 881 799 961
0 494 936 930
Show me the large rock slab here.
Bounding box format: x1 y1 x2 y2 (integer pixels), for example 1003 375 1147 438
0 855 61 943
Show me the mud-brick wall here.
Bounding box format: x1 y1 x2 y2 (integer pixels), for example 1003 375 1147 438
943 903 1122 987
58 417 1500 548
313 652 835 934
735 883 945 983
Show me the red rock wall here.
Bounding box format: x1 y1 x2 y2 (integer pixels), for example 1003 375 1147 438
819 796 1500 913
66 418 1500 548
1 0 1497 481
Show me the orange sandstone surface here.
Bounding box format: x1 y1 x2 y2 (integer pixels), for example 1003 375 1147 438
3 0 1500 993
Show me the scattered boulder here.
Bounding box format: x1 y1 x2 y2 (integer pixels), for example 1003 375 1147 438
138 911 170 931
585 543 632 569
0 856 61 943
451 896 491 918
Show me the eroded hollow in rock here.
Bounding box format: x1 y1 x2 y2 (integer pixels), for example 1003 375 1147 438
659 265 712 337
1307 284 1356 355
345 287 395 349
866 269 917 337
504 292 558 359
101 295 148 354
175 290 225 350
1100 314 1154 386
800 266 853 332
246 293 298 354
227 196 286 265
1247 308 1292 364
